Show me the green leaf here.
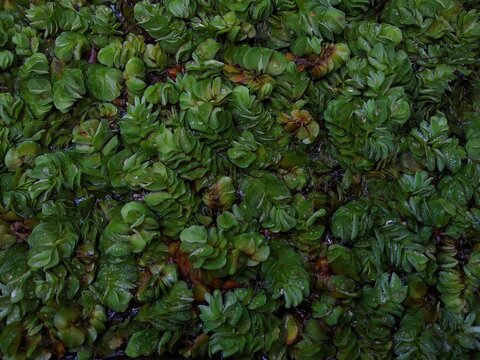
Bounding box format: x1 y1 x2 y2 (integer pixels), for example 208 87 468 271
27 222 78 270
180 225 208 244
261 240 309 308
54 31 89 61
53 68 85 113
0 50 14 70
374 272 408 304
87 65 123 101
126 328 161 358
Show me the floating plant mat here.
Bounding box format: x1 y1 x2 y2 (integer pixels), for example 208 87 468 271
1 0 480 359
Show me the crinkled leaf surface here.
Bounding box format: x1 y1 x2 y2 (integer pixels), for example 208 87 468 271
1 0 480 359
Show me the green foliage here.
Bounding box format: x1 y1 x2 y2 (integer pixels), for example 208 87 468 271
92 257 137 312
199 288 281 358
261 240 310 308
1 0 480 359
87 65 123 102
99 201 160 256
179 224 270 276
52 67 86 113
128 281 194 356
55 31 89 62
331 200 372 243
27 221 78 270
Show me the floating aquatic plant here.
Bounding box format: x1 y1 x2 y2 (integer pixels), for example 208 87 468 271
1 0 480 359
